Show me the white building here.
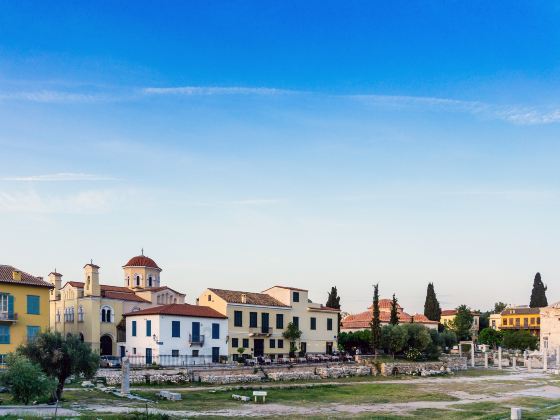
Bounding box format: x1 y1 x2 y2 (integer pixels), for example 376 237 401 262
123 303 228 365
540 302 560 351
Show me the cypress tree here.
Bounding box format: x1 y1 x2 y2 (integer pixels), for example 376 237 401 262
326 286 342 334
529 272 548 308
390 293 399 325
423 282 442 321
370 284 381 355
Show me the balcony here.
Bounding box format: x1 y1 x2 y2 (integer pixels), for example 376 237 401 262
0 312 17 323
248 327 272 337
501 324 540 330
189 334 205 346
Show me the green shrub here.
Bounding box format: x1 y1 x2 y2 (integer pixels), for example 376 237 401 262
0 354 56 404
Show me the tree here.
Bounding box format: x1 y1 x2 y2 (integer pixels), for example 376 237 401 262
478 327 503 349
380 325 407 358
282 322 302 357
448 305 474 341
326 286 342 334
389 294 399 325
0 354 56 404
17 331 99 400
494 302 508 314
529 272 548 308
370 284 381 355
502 330 538 351
423 283 442 322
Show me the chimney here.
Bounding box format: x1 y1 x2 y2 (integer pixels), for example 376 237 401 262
48 271 63 301
12 270 21 281
241 293 247 304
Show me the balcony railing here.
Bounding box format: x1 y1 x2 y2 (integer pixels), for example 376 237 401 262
501 324 540 330
248 327 272 337
0 312 17 322
189 334 205 346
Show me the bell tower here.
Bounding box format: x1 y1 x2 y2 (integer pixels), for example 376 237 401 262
83 261 101 296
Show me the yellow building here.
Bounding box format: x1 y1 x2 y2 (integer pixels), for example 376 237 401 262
440 309 480 339
490 313 502 330
49 253 185 356
1 264 53 364
197 286 339 360
500 306 540 337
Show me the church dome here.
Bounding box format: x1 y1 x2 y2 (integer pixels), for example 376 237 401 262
123 255 160 269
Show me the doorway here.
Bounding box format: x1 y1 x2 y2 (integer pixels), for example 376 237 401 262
100 335 113 355
253 339 264 357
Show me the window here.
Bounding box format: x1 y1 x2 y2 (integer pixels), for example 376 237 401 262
503 318 508 326
276 314 284 329
277 339 284 349
293 292 300 302
101 306 113 323
231 337 239 348
293 316 299 328
270 339 276 348
0 293 9 313
327 318 333 331
212 323 220 339
192 350 199 357
0 354 6 365
0 325 10 344
136 275 140 286
249 312 257 328
515 318 520 326
27 326 40 341
531 318 535 325
172 321 181 337
27 295 40 315
234 310 243 327
242 338 249 348
172 350 179 357
310 317 316 330
300 342 307 353
56 309 61 323
148 276 153 287
146 320 152 337
133 347 137 355
537 317 541 325
78 306 84 322
261 313 270 333
132 321 137 336
208 294 212 301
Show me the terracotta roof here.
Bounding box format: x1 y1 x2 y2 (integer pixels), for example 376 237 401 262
62 281 149 303
441 309 480 317
411 313 439 324
341 309 415 330
0 265 53 288
209 288 289 307
143 286 185 296
262 285 308 292
501 307 540 315
367 299 402 310
124 303 226 319
123 255 160 269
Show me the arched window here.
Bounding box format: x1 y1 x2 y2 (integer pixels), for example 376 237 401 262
78 306 84 322
136 275 140 286
86 275 91 289
127 276 130 286
101 306 113 323
148 276 153 287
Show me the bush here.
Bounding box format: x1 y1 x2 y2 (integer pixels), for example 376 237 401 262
478 327 503 349
502 330 538 351
0 354 56 404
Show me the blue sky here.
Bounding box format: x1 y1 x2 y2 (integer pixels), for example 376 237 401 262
1 1 560 313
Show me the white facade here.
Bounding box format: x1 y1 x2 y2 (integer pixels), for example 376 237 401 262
125 312 228 365
540 302 560 351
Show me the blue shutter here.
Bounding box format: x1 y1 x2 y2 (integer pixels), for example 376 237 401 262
146 320 152 337
172 321 180 337
26 296 40 315
7 295 14 319
132 320 137 336
0 325 9 344
192 322 200 341
212 323 220 339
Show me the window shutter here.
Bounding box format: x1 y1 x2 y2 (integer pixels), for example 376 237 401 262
7 295 14 319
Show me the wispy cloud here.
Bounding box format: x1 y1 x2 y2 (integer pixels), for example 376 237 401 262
1 83 560 125
0 173 116 182
0 189 120 214
188 198 283 207
142 86 298 96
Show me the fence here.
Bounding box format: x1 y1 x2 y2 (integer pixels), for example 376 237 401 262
125 354 220 367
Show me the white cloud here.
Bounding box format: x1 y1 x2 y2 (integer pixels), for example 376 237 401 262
0 173 116 182
0 189 119 214
142 86 298 96
0 90 115 104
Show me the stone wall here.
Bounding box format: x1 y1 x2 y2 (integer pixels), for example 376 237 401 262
316 366 373 378
268 371 319 381
379 357 467 376
199 374 262 384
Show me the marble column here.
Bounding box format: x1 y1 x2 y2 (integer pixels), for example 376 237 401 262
498 347 502 370
543 349 548 372
484 352 488 369
471 344 475 367
121 357 130 396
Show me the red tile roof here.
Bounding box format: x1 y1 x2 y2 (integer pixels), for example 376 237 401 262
124 303 226 319
0 265 53 288
143 286 185 296
367 299 402 310
123 255 160 269
411 313 439 324
209 288 289 307
441 309 458 316
63 281 150 302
